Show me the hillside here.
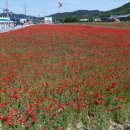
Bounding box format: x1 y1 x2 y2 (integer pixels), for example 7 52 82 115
0 13 27 19
49 10 102 19
106 2 130 15
101 2 130 17
48 2 130 19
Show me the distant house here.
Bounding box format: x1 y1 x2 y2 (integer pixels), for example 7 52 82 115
0 17 12 24
20 18 27 24
107 14 130 22
11 18 20 25
80 19 89 22
94 18 102 22
44 17 53 24
118 14 130 21
0 17 13 29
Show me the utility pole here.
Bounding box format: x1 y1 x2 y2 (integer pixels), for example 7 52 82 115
24 5 27 16
6 0 8 16
6 0 10 27
6 0 9 17
23 5 27 24
23 5 27 18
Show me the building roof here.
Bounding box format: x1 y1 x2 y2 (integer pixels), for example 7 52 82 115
118 14 130 18
109 14 130 19
0 17 13 23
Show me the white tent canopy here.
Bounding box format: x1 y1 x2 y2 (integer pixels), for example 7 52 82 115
0 17 13 23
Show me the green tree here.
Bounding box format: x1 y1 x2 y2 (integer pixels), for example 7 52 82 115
126 16 130 21
64 16 79 23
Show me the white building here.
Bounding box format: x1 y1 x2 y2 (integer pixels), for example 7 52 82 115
0 17 14 29
80 19 89 22
20 18 27 24
44 17 53 24
94 18 102 22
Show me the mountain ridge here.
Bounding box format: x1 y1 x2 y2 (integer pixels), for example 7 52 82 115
48 2 130 19
0 2 130 19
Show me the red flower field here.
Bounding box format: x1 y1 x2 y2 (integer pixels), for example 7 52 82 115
0 25 130 130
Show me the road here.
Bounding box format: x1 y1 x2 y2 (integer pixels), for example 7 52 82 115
0 24 34 33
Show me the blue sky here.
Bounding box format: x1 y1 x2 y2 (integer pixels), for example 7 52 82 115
0 0 130 16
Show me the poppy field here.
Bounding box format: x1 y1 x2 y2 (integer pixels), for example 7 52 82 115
0 25 130 130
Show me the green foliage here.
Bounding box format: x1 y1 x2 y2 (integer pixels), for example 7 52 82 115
108 2 130 15
64 16 79 23
126 16 130 21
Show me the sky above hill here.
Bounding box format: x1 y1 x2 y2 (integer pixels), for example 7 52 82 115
0 0 130 16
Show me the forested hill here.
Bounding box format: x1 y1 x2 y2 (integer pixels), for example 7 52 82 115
0 2 130 19
103 2 130 16
48 2 130 18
